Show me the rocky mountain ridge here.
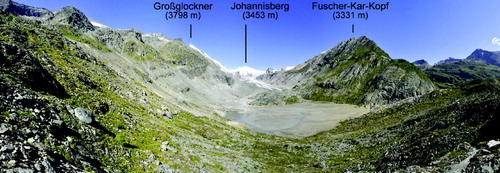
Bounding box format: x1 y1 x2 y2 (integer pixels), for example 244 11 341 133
0 0 52 17
259 36 436 107
414 49 500 89
53 6 94 31
412 59 431 71
466 49 500 67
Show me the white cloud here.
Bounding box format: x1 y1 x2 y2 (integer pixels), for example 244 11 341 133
492 37 500 46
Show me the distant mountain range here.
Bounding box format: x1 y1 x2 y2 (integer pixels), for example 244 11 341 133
437 57 462 64
467 49 500 67
0 0 52 17
413 49 500 88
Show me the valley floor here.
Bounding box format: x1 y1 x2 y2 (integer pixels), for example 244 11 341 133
225 101 369 138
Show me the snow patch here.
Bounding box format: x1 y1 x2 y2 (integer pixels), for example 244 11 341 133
230 66 265 77
144 33 171 42
89 19 109 28
281 66 295 71
158 37 167 41
230 66 280 90
487 140 500 148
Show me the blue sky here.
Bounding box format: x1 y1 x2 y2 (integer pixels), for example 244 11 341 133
15 0 500 70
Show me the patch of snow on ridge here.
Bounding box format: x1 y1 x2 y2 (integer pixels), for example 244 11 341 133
143 33 171 42
231 66 280 90
188 44 230 72
230 66 265 78
89 19 109 28
281 66 295 71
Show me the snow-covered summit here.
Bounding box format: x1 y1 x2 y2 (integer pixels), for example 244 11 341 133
230 66 280 90
230 66 265 78
187 44 278 90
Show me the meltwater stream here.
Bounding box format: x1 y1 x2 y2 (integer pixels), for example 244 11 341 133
226 102 370 138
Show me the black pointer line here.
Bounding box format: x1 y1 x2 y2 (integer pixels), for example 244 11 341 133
245 24 247 63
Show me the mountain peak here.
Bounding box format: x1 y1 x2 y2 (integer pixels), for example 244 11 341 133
331 36 381 54
314 36 390 66
466 49 500 67
1 0 53 17
412 59 431 71
53 6 94 31
413 59 429 65
260 36 434 105
343 36 377 50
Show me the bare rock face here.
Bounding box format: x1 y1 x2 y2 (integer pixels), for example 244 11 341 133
364 63 435 105
466 49 500 67
53 6 94 31
1 0 53 17
412 59 431 71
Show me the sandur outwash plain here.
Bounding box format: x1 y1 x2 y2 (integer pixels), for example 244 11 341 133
1 0 500 172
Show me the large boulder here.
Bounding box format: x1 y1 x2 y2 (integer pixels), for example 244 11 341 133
74 107 92 124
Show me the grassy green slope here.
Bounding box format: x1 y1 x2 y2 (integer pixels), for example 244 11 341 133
425 60 500 88
0 12 267 172
259 79 500 172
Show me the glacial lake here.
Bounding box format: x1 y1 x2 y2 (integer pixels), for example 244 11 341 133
226 102 370 138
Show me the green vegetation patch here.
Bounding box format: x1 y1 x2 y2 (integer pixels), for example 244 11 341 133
56 24 111 52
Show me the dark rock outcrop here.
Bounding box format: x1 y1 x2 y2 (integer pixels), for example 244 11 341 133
1 0 53 17
0 43 68 98
412 59 431 71
53 6 94 31
466 49 500 67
